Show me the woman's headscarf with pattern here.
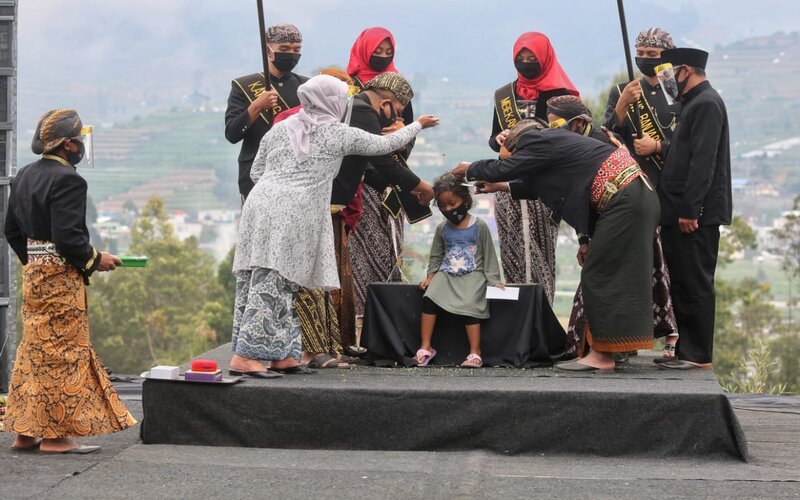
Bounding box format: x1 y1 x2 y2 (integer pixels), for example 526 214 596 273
31 109 82 155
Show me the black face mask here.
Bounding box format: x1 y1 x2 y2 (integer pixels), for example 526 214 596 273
440 202 470 225
675 68 690 99
65 141 85 166
377 102 397 128
273 52 301 72
369 55 393 72
515 61 542 79
635 57 660 77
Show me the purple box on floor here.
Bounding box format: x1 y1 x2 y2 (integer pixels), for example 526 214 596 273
184 370 223 382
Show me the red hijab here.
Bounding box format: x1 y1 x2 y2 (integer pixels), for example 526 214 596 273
347 27 399 83
513 32 578 100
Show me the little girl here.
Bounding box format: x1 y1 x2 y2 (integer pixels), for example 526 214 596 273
416 173 503 368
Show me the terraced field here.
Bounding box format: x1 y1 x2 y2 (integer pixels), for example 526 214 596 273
77 109 240 213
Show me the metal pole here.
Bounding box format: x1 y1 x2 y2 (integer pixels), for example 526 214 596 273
256 0 272 90
616 0 642 138
0 0 18 393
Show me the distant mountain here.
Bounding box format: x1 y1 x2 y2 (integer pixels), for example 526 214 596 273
710 32 800 150
16 0 800 130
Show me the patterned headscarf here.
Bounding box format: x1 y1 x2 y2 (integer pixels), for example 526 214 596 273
364 72 414 106
266 23 303 44
546 95 592 123
31 109 82 155
505 119 545 152
635 28 675 50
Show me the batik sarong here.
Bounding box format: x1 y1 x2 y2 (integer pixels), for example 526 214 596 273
232 268 301 360
494 192 557 304
296 288 342 355
3 243 136 438
330 213 356 347
350 185 404 317
566 228 679 355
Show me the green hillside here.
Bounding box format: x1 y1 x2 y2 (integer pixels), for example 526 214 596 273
712 33 800 152
77 109 240 213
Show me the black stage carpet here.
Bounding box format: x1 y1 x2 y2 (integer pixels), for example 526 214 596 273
141 344 748 460
362 283 566 367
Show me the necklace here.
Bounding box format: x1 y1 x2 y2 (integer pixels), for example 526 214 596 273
652 106 677 131
641 82 678 131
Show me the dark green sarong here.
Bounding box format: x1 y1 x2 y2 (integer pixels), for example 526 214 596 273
582 178 661 352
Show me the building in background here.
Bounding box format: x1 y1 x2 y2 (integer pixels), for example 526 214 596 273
0 0 16 392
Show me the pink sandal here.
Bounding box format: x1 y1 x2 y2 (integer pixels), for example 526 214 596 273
415 348 437 366
460 353 483 368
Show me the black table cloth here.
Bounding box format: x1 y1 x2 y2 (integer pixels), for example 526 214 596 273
362 283 567 367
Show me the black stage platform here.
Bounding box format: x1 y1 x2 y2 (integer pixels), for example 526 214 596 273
141 344 748 460
362 283 566 367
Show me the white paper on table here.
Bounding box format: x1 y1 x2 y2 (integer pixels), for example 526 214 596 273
485 286 519 301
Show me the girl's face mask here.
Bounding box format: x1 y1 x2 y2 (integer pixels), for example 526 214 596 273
440 202 470 225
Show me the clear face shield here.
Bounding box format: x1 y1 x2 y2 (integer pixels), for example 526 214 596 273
342 95 355 125
655 62 680 105
80 126 94 169
341 83 360 125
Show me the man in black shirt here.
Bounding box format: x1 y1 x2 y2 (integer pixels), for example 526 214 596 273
454 128 660 372
656 48 732 370
224 23 308 200
332 74 433 212
329 72 433 349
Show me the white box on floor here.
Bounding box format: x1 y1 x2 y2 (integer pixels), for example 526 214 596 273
150 365 180 380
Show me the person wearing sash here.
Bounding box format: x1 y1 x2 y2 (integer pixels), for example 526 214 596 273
230 75 439 377
603 27 681 360
345 27 431 341
3 109 136 453
224 23 308 200
488 32 578 303
454 124 660 372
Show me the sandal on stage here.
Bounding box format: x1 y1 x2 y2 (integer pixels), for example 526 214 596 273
612 352 629 365
11 440 41 452
658 360 710 371
460 353 483 368
347 345 368 358
271 365 317 375
554 360 614 373
415 348 437 366
653 343 677 364
308 353 339 369
228 369 284 379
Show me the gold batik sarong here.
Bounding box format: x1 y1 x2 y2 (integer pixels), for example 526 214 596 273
2 241 136 438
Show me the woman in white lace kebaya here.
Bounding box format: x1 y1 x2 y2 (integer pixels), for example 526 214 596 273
231 75 439 377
